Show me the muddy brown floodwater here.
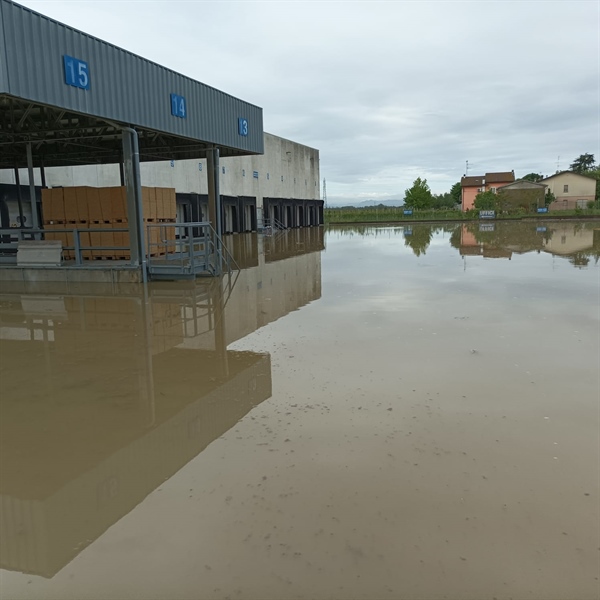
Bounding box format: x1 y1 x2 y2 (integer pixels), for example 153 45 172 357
0 221 598 600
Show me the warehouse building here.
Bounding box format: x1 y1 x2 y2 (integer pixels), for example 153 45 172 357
0 132 322 233
0 0 322 281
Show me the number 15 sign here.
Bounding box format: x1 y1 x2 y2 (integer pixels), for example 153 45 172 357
63 55 90 90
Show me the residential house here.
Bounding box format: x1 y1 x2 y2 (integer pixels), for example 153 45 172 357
496 179 547 212
540 171 596 210
461 171 515 211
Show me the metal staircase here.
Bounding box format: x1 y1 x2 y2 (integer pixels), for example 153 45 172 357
146 222 239 281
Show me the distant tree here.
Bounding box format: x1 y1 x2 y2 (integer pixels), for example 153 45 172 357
473 190 498 211
522 173 544 182
404 178 433 210
570 153 596 173
579 167 600 202
431 192 456 209
450 182 462 205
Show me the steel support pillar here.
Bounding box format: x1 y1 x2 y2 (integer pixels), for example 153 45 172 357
26 143 39 229
122 128 147 282
207 147 222 275
14 168 25 227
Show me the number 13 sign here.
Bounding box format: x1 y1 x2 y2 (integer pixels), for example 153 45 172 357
63 55 90 90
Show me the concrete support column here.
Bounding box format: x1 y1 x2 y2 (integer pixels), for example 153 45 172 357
122 128 147 281
207 147 222 275
207 148 222 236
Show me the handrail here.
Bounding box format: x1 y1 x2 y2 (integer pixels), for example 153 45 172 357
145 221 240 279
271 217 287 230
0 226 131 265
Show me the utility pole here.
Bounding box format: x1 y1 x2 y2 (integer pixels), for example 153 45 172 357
322 178 327 207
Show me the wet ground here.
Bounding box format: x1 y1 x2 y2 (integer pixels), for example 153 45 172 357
1 221 598 600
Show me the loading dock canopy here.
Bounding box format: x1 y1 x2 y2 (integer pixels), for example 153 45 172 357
0 0 264 169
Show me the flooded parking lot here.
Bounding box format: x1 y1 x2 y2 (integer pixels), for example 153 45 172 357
1 221 598 600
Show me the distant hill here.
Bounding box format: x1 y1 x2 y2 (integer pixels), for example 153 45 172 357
329 199 404 208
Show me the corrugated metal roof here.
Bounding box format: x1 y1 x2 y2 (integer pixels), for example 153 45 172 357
0 0 263 154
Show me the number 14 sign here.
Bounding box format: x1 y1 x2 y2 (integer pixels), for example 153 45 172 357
63 55 90 90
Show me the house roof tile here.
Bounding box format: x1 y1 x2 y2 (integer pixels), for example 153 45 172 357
461 176 484 187
461 171 515 187
485 171 515 183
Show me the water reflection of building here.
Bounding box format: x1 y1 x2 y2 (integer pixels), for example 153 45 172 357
454 222 600 266
0 230 322 578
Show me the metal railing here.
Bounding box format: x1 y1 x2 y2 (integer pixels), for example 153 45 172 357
0 223 239 281
260 216 288 236
0 226 130 265
146 221 239 279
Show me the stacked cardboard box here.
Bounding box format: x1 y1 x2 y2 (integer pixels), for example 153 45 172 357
42 186 176 260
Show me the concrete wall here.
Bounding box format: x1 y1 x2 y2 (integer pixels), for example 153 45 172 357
0 133 320 212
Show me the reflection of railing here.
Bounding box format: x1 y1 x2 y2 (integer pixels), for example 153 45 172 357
0 227 130 265
260 217 287 237
146 221 239 280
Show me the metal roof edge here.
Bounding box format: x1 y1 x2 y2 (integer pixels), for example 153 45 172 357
4 0 262 111
0 1 10 92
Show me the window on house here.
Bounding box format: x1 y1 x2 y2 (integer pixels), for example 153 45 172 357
242 169 245 177
491 187 497 193
564 184 568 193
222 166 225 174
267 173 270 180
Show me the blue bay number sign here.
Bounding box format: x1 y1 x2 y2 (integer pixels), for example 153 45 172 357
63 55 90 90
479 210 496 219
403 209 413 216
537 207 548 213
171 94 187 119
238 118 249 137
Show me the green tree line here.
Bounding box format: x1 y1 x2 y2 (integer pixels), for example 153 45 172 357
402 153 599 213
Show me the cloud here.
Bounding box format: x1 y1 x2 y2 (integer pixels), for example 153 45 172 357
18 0 600 201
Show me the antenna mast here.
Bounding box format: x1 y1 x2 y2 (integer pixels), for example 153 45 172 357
465 160 469 176
322 178 327 206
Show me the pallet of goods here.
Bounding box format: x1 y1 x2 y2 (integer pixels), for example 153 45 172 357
42 186 177 260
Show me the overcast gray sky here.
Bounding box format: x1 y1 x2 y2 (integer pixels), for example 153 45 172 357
19 0 599 205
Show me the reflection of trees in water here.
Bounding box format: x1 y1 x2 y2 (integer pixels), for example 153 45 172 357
328 224 459 241
568 248 600 268
463 221 553 249
449 227 462 250
457 220 600 268
403 225 458 256
328 225 406 237
404 225 434 256
327 221 600 267
328 223 462 257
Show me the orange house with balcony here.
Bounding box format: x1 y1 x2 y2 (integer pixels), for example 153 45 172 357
461 171 515 211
